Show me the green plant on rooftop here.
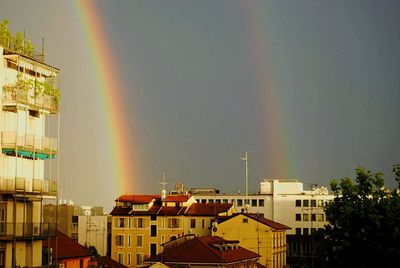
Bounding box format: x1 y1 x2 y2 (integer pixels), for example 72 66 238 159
0 19 35 57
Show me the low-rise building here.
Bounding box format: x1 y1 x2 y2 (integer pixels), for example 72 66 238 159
191 179 334 235
145 235 260 268
213 213 290 268
43 231 92 267
110 194 235 267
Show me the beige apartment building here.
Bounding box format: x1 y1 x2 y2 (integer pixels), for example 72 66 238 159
110 194 235 267
0 45 60 267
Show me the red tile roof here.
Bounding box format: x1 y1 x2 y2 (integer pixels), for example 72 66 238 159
116 194 159 204
244 213 291 230
146 236 259 264
185 203 233 216
43 231 91 260
222 213 290 230
163 195 191 202
98 256 127 268
157 206 186 216
110 207 131 216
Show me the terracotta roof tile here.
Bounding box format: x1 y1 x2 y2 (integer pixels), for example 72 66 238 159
157 206 186 216
110 207 131 216
116 194 159 204
243 213 291 230
185 203 233 216
43 231 91 260
146 236 259 264
163 195 190 202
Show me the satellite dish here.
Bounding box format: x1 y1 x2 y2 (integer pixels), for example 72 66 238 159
212 227 217 232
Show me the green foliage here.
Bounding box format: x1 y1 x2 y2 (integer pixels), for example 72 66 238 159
13 31 24 53
0 19 35 57
0 19 12 48
323 165 400 267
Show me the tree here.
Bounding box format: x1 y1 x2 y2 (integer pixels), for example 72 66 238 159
322 165 400 267
0 19 12 48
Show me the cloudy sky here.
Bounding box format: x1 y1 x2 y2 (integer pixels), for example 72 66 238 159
1 0 399 211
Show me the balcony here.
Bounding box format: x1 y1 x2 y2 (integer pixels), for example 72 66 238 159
0 222 57 240
1 131 57 159
0 177 57 196
2 84 59 114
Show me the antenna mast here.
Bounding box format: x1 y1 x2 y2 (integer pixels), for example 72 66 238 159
239 152 249 197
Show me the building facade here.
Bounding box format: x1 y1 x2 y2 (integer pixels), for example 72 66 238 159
78 215 110 256
110 194 235 267
191 179 334 235
0 46 59 267
213 213 290 268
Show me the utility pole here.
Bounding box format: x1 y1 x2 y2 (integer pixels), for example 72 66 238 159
239 152 249 197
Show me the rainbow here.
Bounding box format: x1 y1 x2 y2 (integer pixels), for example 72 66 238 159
73 0 135 194
242 1 288 179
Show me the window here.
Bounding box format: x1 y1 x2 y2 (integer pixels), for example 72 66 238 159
127 235 131 247
136 254 143 265
117 253 124 264
303 200 309 207
259 199 264 207
295 200 301 207
303 228 309 235
311 213 316 221
318 200 324 207
318 214 324 222
116 235 124 246
295 213 301 221
311 199 316 207
222 199 228 204
311 228 316 234
150 243 157 257
136 235 143 247
127 253 132 265
295 228 301 235
137 218 144 228
215 199 221 204
150 214 157 221
168 218 180 228
190 219 196 228
115 218 126 228
208 199 214 203
201 199 207 203
202 219 205 228
303 214 309 221
242 218 248 223
251 199 257 207
237 199 243 206
244 199 250 205
151 225 157 237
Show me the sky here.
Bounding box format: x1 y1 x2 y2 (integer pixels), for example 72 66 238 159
1 0 399 212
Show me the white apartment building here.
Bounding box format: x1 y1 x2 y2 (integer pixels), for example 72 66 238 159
78 213 110 256
191 179 334 235
0 46 60 266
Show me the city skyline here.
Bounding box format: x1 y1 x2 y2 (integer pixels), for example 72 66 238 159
1 0 399 211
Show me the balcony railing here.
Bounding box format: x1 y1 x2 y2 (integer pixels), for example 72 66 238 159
1 131 57 159
0 177 57 196
0 222 57 239
2 84 59 114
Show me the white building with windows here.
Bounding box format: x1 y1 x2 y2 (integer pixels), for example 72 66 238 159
191 179 334 235
78 215 110 256
0 45 59 266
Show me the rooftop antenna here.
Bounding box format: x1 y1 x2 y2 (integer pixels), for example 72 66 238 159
160 170 168 200
239 151 249 197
